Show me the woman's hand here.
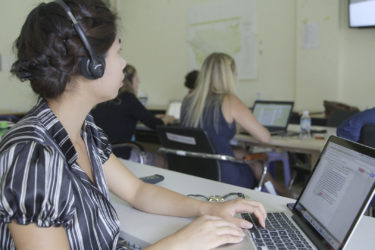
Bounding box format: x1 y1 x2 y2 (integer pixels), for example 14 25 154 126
202 198 267 229
155 114 176 125
148 215 245 250
146 198 266 249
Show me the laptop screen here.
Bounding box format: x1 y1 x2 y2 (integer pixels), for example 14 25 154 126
294 137 375 249
252 101 294 129
166 101 182 120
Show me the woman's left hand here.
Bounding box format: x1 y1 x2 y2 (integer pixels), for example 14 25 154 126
203 198 267 229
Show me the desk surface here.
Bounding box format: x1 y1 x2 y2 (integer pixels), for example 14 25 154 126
235 124 336 152
136 123 336 154
112 160 375 249
136 123 336 168
234 125 337 168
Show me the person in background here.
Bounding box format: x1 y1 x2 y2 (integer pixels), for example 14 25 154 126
184 70 199 94
0 1 267 249
181 52 292 197
92 64 175 167
336 107 375 141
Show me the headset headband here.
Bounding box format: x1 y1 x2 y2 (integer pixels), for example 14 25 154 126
55 0 105 79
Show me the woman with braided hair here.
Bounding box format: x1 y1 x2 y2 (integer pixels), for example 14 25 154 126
0 1 267 249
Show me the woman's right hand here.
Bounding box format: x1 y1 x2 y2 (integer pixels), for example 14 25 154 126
157 114 176 125
147 215 245 250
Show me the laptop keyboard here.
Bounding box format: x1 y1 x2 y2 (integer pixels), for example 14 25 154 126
241 212 314 250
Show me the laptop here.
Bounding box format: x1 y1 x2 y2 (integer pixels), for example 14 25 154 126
115 136 375 249
252 100 294 135
238 135 375 250
166 100 182 121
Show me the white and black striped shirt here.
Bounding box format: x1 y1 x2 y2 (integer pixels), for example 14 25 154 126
0 99 124 249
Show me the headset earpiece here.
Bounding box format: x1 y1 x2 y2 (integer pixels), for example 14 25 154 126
80 54 105 79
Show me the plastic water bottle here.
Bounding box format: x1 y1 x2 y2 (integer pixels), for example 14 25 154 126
300 111 311 139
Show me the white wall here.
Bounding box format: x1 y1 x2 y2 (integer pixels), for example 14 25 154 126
117 0 375 112
1 0 374 113
0 1 40 112
295 0 340 111
117 0 296 108
338 0 375 110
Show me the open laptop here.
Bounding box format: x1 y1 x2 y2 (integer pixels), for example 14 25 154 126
238 135 375 250
121 136 375 249
115 136 375 250
252 100 294 135
166 100 182 121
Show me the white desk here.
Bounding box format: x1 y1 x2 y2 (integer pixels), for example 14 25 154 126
112 160 375 249
234 125 337 168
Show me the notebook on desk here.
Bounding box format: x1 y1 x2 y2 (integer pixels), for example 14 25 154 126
119 136 375 250
252 100 294 135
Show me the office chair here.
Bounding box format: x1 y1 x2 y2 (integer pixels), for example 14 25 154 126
265 151 292 189
359 124 375 148
0 115 20 123
358 123 375 216
112 142 147 164
156 126 271 191
323 100 359 119
326 110 358 127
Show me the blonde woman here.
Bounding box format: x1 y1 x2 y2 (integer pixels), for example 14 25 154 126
182 53 290 196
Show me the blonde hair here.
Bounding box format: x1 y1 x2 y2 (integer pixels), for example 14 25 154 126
183 53 237 129
112 65 136 104
120 64 136 95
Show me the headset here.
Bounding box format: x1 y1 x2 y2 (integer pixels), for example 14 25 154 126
55 0 105 79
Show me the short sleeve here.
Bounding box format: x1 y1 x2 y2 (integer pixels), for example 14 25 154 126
0 141 75 228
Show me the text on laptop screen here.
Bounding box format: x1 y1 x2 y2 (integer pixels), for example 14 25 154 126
296 141 375 249
253 103 292 127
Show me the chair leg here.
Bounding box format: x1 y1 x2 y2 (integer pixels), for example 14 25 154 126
369 206 374 217
255 163 268 191
266 152 292 188
281 154 291 188
288 170 298 190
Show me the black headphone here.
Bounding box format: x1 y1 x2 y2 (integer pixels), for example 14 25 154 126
55 0 105 79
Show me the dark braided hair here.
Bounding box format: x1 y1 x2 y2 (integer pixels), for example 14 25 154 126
11 0 117 99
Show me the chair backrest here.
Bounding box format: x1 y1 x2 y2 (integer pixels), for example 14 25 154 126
156 126 221 181
358 124 375 208
323 100 359 118
326 110 358 127
359 124 375 148
0 115 20 123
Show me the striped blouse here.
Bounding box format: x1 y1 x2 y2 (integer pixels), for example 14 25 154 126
0 99 124 249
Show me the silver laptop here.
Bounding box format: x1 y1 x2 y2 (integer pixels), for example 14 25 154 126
238 136 375 250
118 136 375 250
252 100 294 135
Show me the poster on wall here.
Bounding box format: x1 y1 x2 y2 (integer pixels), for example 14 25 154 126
187 0 257 80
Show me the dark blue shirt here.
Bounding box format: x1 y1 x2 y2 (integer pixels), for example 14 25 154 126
336 107 375 142
181 96 256 189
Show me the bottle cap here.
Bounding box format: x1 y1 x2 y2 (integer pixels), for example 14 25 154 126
303 110 309 116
